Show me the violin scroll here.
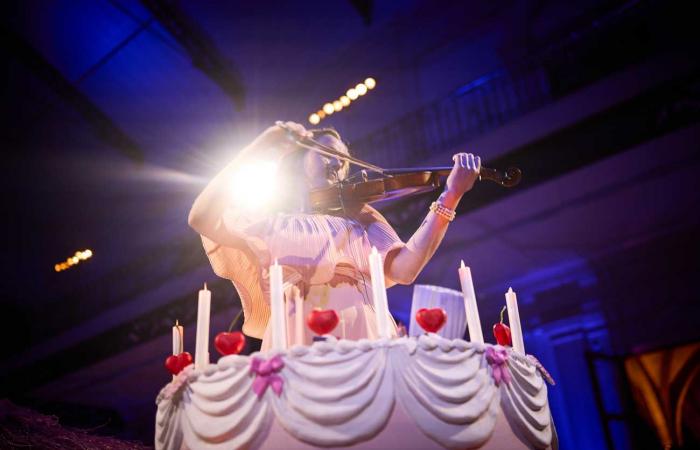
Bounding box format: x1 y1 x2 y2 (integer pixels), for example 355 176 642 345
479 166 522 188
503 167 522 187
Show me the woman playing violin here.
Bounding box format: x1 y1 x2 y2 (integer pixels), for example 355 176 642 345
188 121 481 349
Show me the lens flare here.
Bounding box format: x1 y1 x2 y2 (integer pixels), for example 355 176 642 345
229 161 278 210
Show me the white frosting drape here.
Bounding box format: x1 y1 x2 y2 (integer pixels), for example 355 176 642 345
156 335 555 450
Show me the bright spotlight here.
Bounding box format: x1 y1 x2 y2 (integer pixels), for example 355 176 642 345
309 113 320 125
323 103 334 115
340 96 350 106
346 88 358 100
364 77 376 89
333 100 343 112
356 83 368 96
230 161 278 210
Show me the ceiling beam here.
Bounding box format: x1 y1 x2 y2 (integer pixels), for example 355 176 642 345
140 0 246 110
1 25 145 162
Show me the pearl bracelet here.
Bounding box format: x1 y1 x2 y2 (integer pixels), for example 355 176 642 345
429 201 456 222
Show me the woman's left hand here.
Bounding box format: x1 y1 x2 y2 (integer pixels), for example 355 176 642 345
443 152 480 208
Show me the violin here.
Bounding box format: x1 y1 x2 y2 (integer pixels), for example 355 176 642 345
276 121 522 212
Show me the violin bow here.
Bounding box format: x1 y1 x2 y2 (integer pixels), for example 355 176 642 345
276 121 385 174
276 121 522 187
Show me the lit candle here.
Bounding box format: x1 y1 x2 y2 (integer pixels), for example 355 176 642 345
368 246 391 339
270 259 287 350
195 283 211 370
458 260 484 344
294 286 304 346
505 287 525 353
172 320 183 355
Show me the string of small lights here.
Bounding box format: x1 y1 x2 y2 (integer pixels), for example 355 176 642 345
309 77 376 124
55 249 93 272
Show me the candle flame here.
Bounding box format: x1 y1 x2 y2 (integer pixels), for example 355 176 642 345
176 319 179 326
204 282 208 290
371 246 378 255
508 287 514 293
460 259 466 268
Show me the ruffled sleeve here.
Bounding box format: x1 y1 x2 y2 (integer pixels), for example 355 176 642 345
356 205 406 285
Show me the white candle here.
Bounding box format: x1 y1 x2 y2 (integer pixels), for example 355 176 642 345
172 320 183 355
458 260 484 344
285 292 292 348
293 286 304 346
505 287 525 353
270 260 287 350
368 246 391 339
172 320 184 380
195 283 211 370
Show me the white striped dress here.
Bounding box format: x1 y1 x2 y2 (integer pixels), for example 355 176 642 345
200 204 404 348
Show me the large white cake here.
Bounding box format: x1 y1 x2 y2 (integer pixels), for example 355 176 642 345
155 334 557 449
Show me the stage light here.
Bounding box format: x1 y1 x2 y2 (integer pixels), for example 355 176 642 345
55 248 92 272
309 77 376 123
229 161 278 210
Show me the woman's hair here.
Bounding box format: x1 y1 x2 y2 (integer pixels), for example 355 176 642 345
308 127 342 141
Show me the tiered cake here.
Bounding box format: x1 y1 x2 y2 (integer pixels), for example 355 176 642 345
155 334 556 449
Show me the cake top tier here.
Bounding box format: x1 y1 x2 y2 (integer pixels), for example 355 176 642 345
156 335 555 450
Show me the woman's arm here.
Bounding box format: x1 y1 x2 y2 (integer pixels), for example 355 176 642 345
188 122 311 245
385 153 480 285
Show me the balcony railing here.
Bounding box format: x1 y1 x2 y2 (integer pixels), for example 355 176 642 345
350 0 665 167
351 68 551 168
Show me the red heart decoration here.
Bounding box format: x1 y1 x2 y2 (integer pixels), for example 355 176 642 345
306 309 339 335
177 352 193 370
416 308 447 333
165 351 193 375
215 331 246 356
165 355 181 375
493 323 512 346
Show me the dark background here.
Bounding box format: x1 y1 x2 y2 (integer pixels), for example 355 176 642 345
1 1 699 448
